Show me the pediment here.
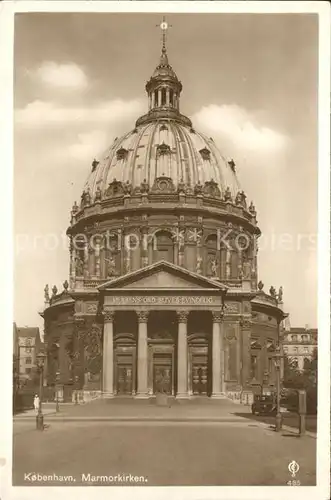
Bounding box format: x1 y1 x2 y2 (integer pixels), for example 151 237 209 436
98 260 227 291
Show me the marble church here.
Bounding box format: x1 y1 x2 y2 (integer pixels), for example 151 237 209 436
42 25 287 402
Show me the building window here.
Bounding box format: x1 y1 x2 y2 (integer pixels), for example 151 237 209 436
291 335 297 342
25 357 32 364
304 347 309 354
161 88 167 106
250 355 258 379
268 357 273 376
25 367 31 374
153 231 174 264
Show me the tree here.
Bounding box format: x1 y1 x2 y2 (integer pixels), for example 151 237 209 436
283 348 317 414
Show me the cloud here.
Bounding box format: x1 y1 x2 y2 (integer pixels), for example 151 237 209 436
34 62 88 89
192 104 288 153
15 99 145 128
66 130 110 162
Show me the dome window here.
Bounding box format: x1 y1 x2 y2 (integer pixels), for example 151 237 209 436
157 142 171 156
228 159 236 172
160 124 168 131
91 159 99 172
199 148 211 161
116 148 128 161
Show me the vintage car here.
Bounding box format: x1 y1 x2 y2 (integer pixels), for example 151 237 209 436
251 394 277 415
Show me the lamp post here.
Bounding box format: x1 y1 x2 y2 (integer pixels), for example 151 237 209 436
74 375 79 405
274 345 282 432
55 371 60 412
36 351 46 431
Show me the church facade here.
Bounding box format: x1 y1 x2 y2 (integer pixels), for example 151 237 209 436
42 33 287 402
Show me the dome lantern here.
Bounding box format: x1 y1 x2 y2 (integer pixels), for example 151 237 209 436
136 17 191 128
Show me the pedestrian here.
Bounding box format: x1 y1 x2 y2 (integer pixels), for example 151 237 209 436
33 394 40 414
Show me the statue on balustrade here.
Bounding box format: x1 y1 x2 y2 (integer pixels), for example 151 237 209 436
278 286 283 302
209 257 218 277
105 254 116 277
75 256 84 277
243 260 251 279
44 284 50 302
196 255 203 274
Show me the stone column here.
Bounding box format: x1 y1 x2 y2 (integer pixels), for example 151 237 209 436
226 249 231 279
158 89 162 107
95 236 101 278
240 317 252 390
151 92 155 108
166 88 170 106
176 311 189 398
140 226 149 267
69 237 76 289
211 311 225 398
136 311 149 398
103 311 114 397
83 240 89 279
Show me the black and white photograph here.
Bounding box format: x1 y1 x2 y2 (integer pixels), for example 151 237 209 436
1 2 330 499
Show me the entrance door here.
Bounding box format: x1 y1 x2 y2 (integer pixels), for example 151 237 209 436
192 358 208 395
117 365 133 394
153 353 172 394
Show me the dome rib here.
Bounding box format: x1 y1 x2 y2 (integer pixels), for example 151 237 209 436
82 120 241 201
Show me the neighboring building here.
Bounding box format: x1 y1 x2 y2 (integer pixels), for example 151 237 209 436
16 326 42 385
13 323 20 389
42 30 287 403
282 327 317 371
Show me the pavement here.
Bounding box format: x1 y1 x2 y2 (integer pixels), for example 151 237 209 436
13 398 317 437
12 397 317 486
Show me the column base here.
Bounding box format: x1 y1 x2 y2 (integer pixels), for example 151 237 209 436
211 392 227 399
176 393 190 399
102 392 114 399
135 393 149 399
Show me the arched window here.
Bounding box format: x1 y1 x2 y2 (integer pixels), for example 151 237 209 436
152 231 174 263
161 88 167 106
154 91 159 107
204 234 218 277
230 250 239 279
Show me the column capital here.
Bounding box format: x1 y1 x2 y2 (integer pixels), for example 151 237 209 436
137 311 149 323
176 310 189 323
212 310 224 323
103 310 115 323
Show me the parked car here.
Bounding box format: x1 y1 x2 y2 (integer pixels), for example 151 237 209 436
251 394 277 415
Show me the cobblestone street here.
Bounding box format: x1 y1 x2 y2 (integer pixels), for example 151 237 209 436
13 399 316 487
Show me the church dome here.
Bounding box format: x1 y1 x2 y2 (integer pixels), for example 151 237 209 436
83 121 241 200
82 40 241 201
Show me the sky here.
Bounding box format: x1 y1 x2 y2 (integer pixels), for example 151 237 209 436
14 12 318 331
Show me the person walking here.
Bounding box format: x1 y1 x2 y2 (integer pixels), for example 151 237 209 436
33 394 40 414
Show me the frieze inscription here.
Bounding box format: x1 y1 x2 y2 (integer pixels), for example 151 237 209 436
106 295 219 306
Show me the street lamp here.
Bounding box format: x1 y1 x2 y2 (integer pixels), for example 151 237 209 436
36 351 46 431
74 375 79 405
55 371 60 412
274 345 282 432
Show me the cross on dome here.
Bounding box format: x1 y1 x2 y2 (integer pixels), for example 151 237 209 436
156 16 172 53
